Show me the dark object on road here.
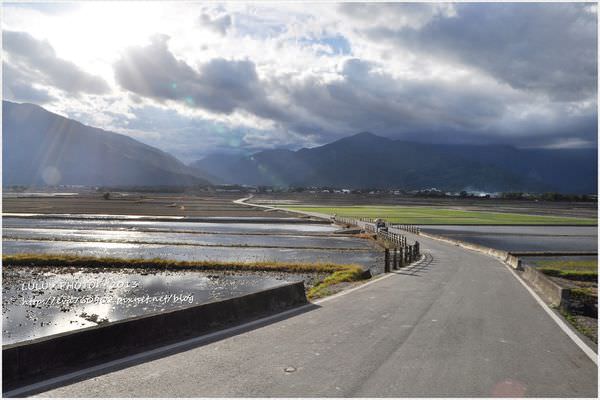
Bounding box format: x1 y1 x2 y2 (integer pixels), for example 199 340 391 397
375 218 388 232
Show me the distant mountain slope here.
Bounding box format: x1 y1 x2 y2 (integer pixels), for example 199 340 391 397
3 101 211 187
192 132 597 193
432 144 597 195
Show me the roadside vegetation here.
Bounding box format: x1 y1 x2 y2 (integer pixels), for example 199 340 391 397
558 309 598 344
281 205 597 225
536 259 598 343
536 260 598 281
2 254 366 300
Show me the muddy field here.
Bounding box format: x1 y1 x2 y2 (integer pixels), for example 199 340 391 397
2 192 294 218
4 192 597 219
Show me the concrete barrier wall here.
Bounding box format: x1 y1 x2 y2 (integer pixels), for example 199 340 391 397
3 281 307 390
520 265 565 306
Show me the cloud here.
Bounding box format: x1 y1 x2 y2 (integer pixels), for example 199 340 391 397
3 62 56 103
7 2 80 15
199 13 232 36
3 2 596 161
113 30 597 157
2 30 110 95
294 57 597 147
339 2 456 30
114 35 289 119
113 104 306 162
358 3 597 102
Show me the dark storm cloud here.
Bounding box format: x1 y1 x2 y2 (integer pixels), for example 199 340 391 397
2 30 110 95
284 58 511 141
285 3 598 148
199 13 232 36
278 57 596 149
356 3 597 102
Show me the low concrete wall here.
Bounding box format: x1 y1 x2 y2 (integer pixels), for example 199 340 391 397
520 265 565 306
3 281 307 390
419 232 521 270
520 267 597 317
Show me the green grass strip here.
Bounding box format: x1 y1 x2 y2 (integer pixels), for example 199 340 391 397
536 259 597 281
281 205 597 225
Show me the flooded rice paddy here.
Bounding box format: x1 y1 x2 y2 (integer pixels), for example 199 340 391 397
3 266 323 345
3 239 380 265
3 215 381 344
3 217 339 235
2 216 380 265
2 227 372 249
420 225 598 252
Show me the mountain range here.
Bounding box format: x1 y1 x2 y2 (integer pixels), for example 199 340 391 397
192 132 597 193
3 101 209 187
3 101 597 193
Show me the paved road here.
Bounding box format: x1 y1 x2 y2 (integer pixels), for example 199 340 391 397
34 232 597 397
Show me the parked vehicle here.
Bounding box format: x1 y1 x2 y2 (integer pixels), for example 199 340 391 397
375 218 388 232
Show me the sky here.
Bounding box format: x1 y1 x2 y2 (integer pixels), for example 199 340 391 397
2 1 598 162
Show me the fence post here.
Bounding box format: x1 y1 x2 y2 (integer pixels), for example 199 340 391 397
398 247 404 268
393 247 398 270
384 248 390 273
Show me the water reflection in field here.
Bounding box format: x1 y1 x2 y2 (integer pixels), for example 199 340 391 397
3 239 380 265
3 227 372 249
2 215 383 344
420 225 598 252
2 217 339 234
2 216 380 266
2 267 317 344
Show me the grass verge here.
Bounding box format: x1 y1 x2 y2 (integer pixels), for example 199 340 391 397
536 260 598 282
558 308 598 344
2 254 365 300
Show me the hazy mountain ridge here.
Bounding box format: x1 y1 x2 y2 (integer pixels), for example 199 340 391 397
192 132 597 193
3 101 210 187
3 101 595 193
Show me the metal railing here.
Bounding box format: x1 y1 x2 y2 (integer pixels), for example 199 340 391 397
390 224 420 234
331 215 421 272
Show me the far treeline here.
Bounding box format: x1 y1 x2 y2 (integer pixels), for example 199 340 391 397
499 192 597 202
5 184 597 202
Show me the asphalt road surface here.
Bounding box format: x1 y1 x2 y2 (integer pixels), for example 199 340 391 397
32 231 597 397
